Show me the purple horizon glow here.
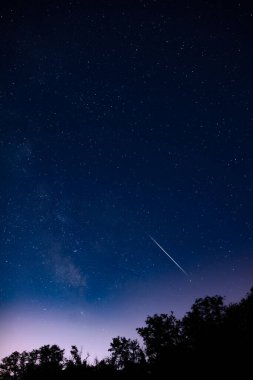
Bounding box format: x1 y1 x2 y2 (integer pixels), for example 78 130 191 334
1 265 252 361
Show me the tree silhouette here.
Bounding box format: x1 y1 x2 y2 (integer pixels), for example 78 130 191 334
108 336 145 370
224 287 253 366
137 312 182 362
26 345 64 380
64 345 90 379
182 295 225 353
1 286 253 379
69 346 82 367
38 344 64 368
0 351 20 379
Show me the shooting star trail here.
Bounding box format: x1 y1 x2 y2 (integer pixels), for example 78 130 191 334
149 235 188 276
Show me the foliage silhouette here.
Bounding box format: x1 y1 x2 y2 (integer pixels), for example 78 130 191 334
108 336 145 373
137 312 182 359
1 287 252 379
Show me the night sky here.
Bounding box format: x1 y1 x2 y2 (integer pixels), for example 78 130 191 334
0 1 252 360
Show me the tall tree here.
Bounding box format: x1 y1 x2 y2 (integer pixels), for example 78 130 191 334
137 312 181 362
108 336 145 370
0 351 20 379
182 295 225 352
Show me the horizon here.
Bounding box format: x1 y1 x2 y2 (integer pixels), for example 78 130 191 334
1 280 252 361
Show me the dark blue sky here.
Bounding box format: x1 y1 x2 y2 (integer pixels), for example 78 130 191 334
0 0 252 359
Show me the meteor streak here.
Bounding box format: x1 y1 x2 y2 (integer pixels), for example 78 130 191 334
149 235 188 276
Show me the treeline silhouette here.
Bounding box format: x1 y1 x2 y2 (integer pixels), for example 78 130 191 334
1 287 252 379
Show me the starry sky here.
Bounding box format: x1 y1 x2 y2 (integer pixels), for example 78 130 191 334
0 0 252 361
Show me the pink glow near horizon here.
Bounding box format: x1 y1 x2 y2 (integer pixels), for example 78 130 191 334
0 311 125 362
1 270 251 361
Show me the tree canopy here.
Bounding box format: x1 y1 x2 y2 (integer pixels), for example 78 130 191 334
1 287 252 379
